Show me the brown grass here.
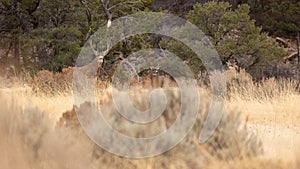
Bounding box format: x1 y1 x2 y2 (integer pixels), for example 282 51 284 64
0 70 300 169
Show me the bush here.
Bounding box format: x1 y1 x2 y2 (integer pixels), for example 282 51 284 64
162 2 286 80
31 67 74 95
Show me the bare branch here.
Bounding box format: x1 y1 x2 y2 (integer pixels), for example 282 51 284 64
116 51 140 80
101 0 112 20
108 0 141 11
283 51 298 63
276 37 290 48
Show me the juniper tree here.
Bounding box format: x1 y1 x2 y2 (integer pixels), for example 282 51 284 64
161 2 286 80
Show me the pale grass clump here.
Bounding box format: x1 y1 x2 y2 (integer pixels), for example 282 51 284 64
30 68 74 95
208 158 294 169
0 68 74 95
0 91 96 169
226 70 300 128
225 68 299 101
0 87 73 123
0 72 31 88
296 144 300 168
225 70 300 167
228 76 299 101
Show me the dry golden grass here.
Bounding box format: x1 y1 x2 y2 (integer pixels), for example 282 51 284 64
0 90 95 169
0 70 300 169
225 74 300 162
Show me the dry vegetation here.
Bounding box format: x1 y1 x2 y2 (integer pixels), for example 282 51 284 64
0 69 299 169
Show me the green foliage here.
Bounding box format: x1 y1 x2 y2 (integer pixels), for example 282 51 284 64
29 0 87 71
162 2 286 79
0 0 154 72
160 37 205 74
251 0 300 38
1 0 293 80
82 0 154 34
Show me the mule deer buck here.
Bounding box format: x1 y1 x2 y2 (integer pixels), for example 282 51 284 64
226 60 239 79
149 64 163 88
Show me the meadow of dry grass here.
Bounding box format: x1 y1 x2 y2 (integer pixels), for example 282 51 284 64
0 70 299 169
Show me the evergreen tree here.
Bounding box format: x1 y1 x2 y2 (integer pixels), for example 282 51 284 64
0 0 154 72
251 0 300 38
161 2 286 80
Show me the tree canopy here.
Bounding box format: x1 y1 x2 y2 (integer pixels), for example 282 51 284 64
161 1 286 79
0 0 297 80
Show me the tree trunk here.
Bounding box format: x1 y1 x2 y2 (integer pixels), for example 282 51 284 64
297 32 300 64
13 35 20 72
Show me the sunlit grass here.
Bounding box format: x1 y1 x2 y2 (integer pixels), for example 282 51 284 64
0 70 299 169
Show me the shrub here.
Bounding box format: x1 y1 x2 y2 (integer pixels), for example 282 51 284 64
59 86 262 165
31 67 74 95
162 1 286 80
